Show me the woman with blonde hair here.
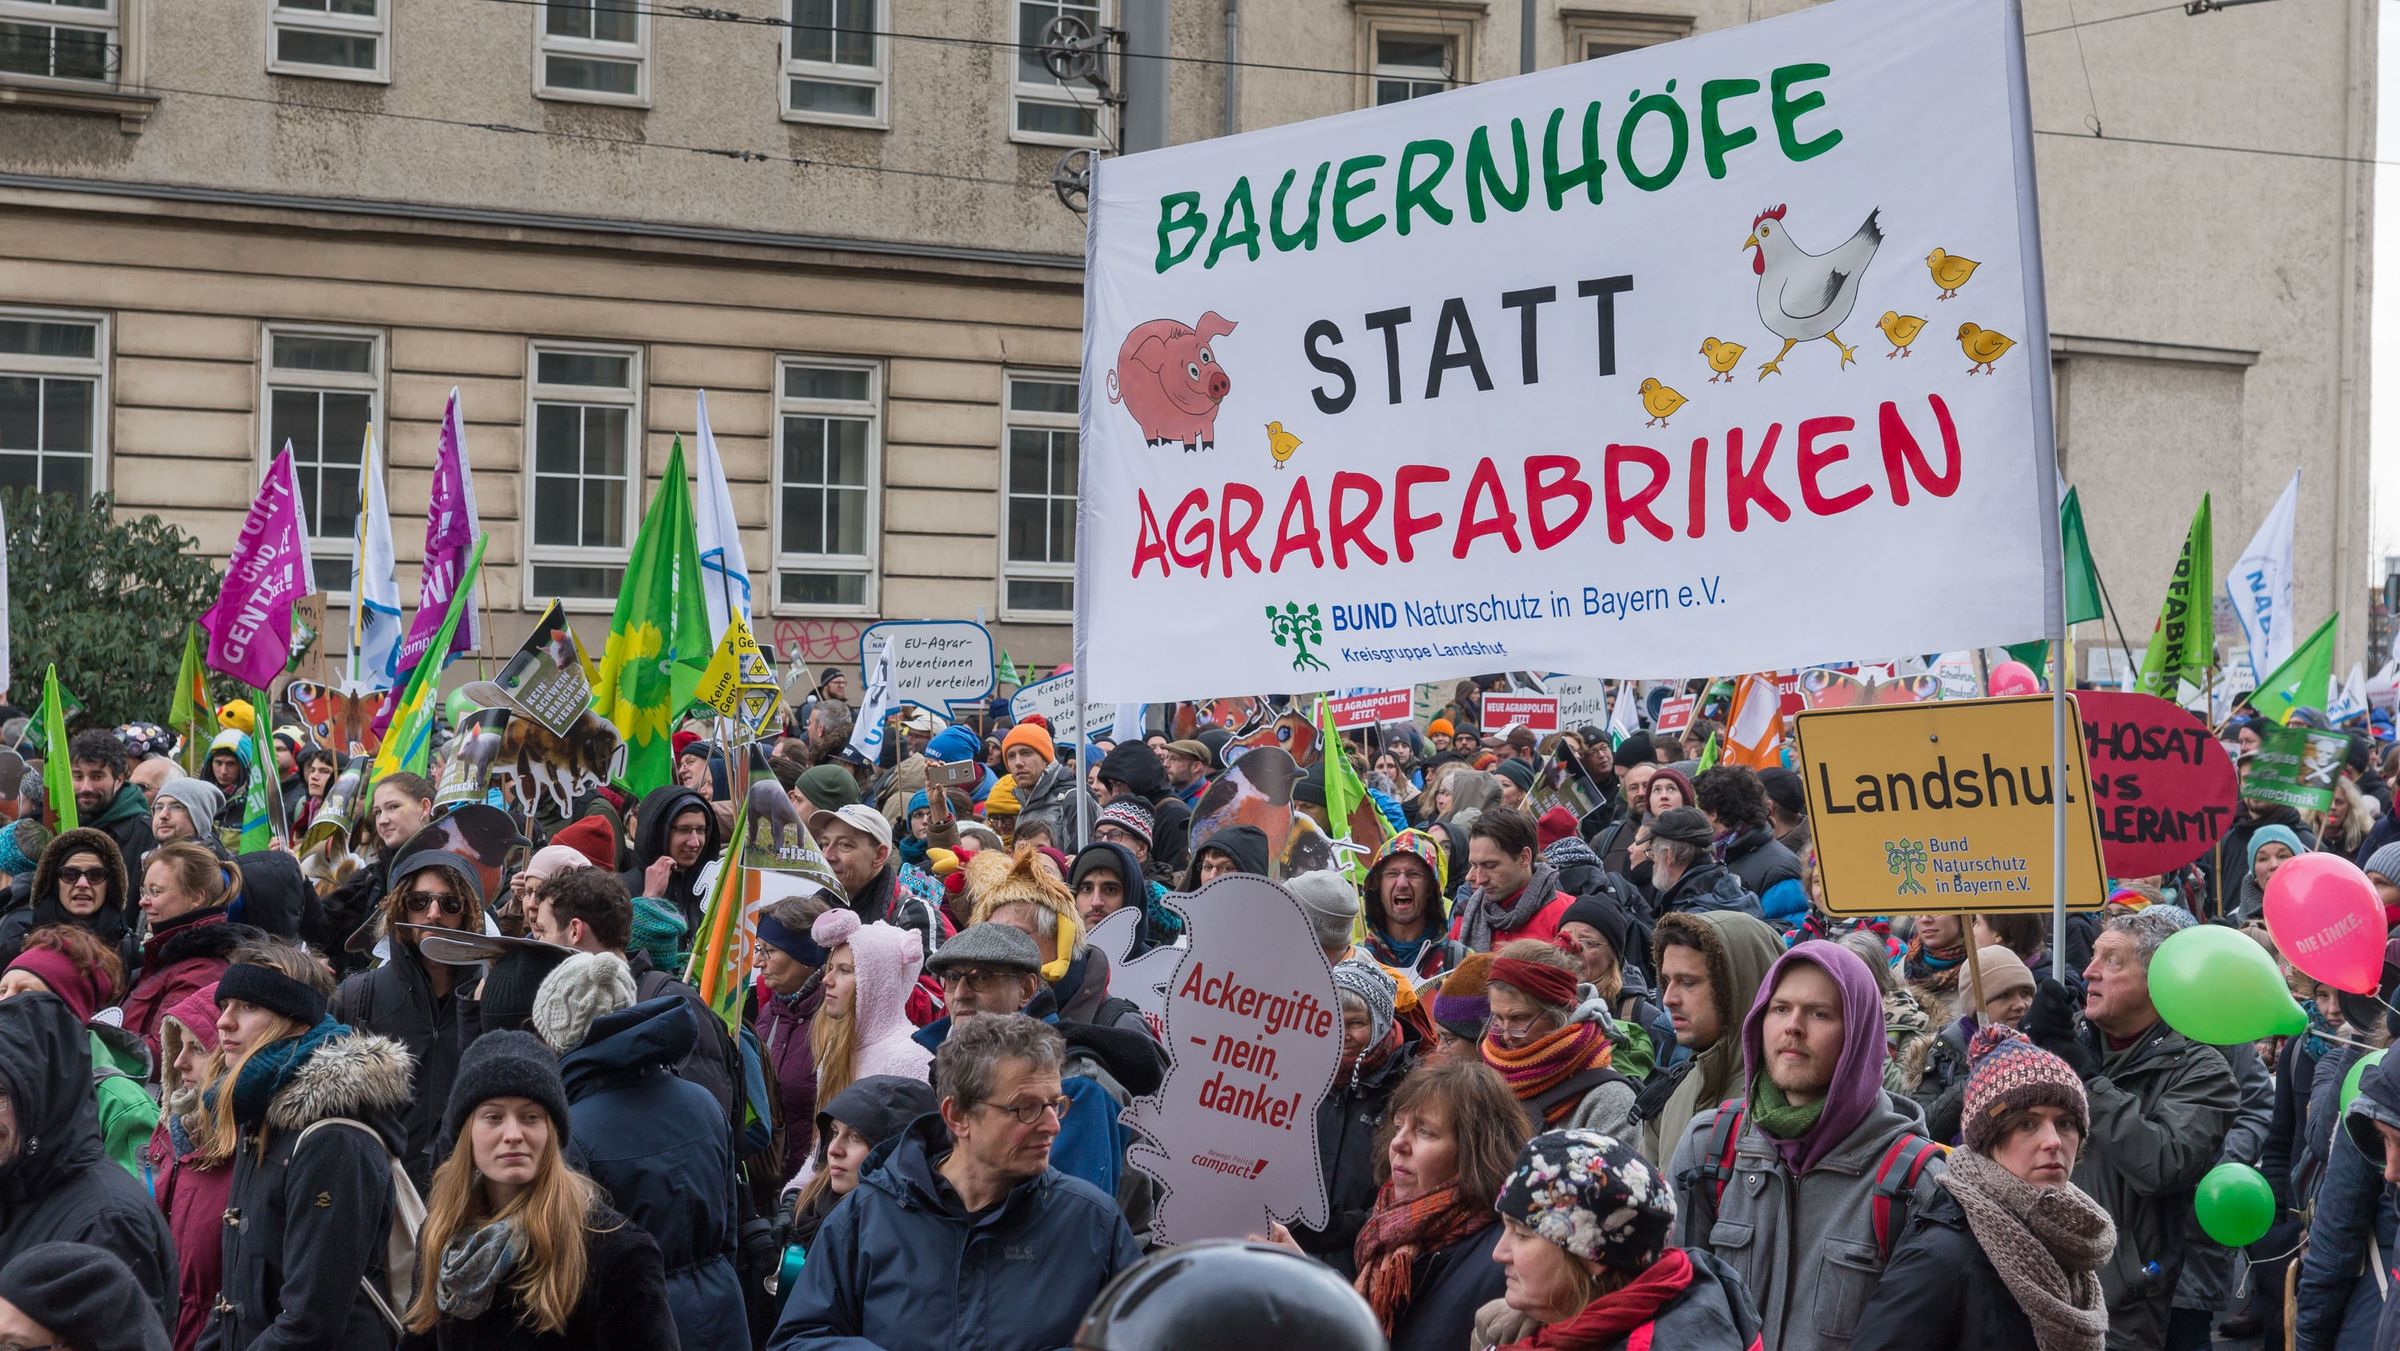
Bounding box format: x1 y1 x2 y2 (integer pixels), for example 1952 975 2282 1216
401 1031 676 1347
123 842 250 1050
806 908 931 1112
202 939 412 1350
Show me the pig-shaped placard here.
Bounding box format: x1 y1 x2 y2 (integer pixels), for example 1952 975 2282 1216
1121 874 1340 1245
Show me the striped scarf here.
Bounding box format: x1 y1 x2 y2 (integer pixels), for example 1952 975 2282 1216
1483 1020 1615 1122
1352 1181 1490 1336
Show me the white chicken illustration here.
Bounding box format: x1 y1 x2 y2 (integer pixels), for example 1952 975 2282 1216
1744 204 1884 378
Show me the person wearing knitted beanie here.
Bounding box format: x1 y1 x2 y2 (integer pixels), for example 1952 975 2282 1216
627 895 690 975
443 1029 573 1151
0 1241 169 1351
1852 1025 2114 1351
150 779 224 849
1430 950 1495 1048
1470 1129 1762 1351
533 950 638 1053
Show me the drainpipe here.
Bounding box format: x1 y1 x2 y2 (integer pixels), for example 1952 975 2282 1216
1223 0 1240 137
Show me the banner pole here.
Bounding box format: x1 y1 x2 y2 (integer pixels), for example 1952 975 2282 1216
2001 0 2068 985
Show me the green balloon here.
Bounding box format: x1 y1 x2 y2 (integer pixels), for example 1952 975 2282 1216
444 686 479 729
2149 923 2308 1046
2344 1050 2388 1117
2194 1161 2276 1247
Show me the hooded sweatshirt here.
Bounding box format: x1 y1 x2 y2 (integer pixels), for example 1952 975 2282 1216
0 993 176 1331
1181 823 1271 889
619 785 725 934
1641 910 1786 1163
813 910 933 1088
1738 941 1890 1174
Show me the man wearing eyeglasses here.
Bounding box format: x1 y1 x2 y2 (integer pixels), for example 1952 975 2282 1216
771 1013 1141 1351
331 849 483 1190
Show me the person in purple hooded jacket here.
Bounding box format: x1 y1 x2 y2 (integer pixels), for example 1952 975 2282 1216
1663 938 1948 1351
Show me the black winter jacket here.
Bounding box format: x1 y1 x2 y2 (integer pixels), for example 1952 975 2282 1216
200 1027 411 1351
308 860 384 974
230 849 309 940
396 1204 678 1351
0 992 177 1329
1292 1043 1415 1278
332 949 466 1191
1850 1185 2040 1351
1389 1219 1504 1351
560 998 746 1351
624 951 742 1126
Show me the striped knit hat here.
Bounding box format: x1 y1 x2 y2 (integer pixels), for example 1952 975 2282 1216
1431 951 1495 1039
1962 1023 2088 1153
628 896 689 975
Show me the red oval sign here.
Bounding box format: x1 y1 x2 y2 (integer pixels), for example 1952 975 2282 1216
2076 690 2239 878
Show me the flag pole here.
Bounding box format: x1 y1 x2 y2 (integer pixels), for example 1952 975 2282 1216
2004 0 2068 984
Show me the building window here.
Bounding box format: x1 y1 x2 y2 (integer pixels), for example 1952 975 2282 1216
263 327 380 596
269 0 388 81
1563 9 1692 62
1011 0 1108 146
1002 376 1077 618
773 359 880 614
538 0 646 105
783 0 884 126
0 309 104 499
1372 32 1454 105
526 343 640 604
0 0 117 84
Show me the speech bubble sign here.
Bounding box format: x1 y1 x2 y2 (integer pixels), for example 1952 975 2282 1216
859 620 995 715
2076 690 2239 877
1009 671 1116 741
1122 875 1339 1245
1539 675 1612 731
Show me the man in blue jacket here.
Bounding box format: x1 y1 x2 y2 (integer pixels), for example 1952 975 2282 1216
772 1013 1141 1351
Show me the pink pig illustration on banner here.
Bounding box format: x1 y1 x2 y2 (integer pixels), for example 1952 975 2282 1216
1107 312 1236 451
1121 873 1340 1244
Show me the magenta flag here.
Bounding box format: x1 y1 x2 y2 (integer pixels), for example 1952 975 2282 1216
394 387 484 680
200 447 314 687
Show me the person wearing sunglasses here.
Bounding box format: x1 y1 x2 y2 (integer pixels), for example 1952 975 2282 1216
0 1241 171 1351
0 830 130 970
329 849 485 1192
771 1013 1140 1351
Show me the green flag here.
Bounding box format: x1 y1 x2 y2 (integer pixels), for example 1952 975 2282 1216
1314 696 1370 885
595 439 712 797
372 535 490 781
240 683 274 850
1697 730 1721 774
39 665 73 832
2137 495 2214 698
169 623 209 775
2061 487 2103 627
998 650 1021 689
2249 613 2339 727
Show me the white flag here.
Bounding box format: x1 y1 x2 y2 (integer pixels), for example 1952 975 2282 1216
693 391 754 645
847 639 897 765
1111 703 1147 743
1607 683 1638 745
2329 662 2368 724
351 428 404 690
2227 470 2300 684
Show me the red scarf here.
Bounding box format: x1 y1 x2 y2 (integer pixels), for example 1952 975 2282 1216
1482 1021 1614 1122
1497 1249 1695 1351
1351 1181 1490 1335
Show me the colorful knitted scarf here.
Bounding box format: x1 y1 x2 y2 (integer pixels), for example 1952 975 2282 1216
1483 1020 1614 1122
1352 1181 1491 1336
1903 931 1965 997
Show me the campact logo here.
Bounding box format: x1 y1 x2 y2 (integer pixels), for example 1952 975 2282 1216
1191 1150 1269 1179
1265 601 1329 673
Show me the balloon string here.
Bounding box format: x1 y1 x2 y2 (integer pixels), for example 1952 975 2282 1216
2314 1031 2387 1053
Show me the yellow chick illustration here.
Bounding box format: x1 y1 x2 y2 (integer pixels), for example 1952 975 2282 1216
1877 311 1927 359
1926 248 1980 300
1638 378 1686 427
1265 420 1302 469
1957 323 2015 374
1700 337 1745 383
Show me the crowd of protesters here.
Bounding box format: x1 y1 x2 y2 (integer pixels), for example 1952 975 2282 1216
0 671 2391 1351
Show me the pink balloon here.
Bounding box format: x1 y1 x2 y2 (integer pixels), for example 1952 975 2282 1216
1989 660 2041 697
2264 852 2390 994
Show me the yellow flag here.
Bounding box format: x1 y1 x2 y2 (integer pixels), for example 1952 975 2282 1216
695 613 781 735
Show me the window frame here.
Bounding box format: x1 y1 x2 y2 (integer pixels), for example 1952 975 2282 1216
769 356 883 618
780 0 887 129
0 0 121 89
522 339 644 612
1560 8 1692 63
535 0 650 108
258 323 385 604
266 0 391 84
1368 30 1455 106
0 305 109 500
998 371 1079 623
1352 3 1476 110
1008 0 1111 150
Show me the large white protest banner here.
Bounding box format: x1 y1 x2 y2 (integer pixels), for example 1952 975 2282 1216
1077 0 2056 702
